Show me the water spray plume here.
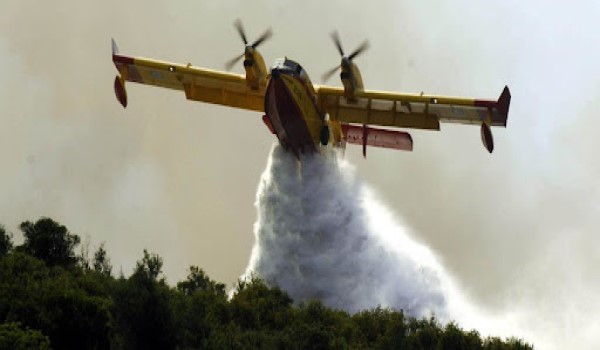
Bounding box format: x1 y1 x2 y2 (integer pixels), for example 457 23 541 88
245 145 449 317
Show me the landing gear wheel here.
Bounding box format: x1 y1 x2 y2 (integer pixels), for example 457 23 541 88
320 125 330 146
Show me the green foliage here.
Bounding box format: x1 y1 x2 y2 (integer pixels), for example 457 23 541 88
171 266 229 347
18 217 81 267
0 322 50 350
177 265 225 296
0 226 12 258
352 307 400 346
0 252 111 349
437 322 481 350
285 300 350 349
483 336 533 350
110 249 176 349
93 242 112 276
230 275 293 331
0 217 534 350
134 249 163 281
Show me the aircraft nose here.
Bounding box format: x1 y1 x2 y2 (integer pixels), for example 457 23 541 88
271 68 280 78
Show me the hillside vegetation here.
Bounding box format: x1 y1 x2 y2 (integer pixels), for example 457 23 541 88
0 218 532 349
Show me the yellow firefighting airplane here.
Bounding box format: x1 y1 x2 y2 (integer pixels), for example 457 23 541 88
112 22 510 157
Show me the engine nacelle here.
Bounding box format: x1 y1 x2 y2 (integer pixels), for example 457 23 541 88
340 60 364 102
114 75 127 108
341 71 357 101
481 123 494 153
244 50 268 90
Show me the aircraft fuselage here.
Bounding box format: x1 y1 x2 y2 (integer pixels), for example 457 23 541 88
264 58 331 156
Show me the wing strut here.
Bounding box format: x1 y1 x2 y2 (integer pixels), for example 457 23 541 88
362 124 368 158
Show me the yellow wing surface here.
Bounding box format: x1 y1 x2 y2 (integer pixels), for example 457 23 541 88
111 39 510 153
315 85 511 131
111 40 265 112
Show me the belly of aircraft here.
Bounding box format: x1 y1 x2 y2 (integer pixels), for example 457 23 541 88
264 74 321 156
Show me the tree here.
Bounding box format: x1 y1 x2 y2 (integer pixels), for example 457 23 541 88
0 217 535 349
93 242 112 276
437 322 481 350
18 218 80 267
0 322 50 350
0 251 111 349
0 252 49 330
230 276 293 331
352 307 395 346
483 336 533 350
134 249 163 281
172 267 229 348
111 250 176 349
0 225 12 258
377 310 408 349
177 266 225 296
285 300 348 350
78 236 91 269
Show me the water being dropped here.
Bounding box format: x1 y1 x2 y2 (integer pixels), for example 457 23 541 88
245 145 448 317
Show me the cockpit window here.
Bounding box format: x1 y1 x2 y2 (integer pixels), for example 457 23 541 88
272 58 304 75
271 57 312 86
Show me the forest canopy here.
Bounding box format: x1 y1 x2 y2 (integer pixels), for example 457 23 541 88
0 218 532 349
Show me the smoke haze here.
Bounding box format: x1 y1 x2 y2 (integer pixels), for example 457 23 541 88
1 1 599 348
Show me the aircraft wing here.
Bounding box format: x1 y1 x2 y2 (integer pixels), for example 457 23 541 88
315 85 511 131
111 39 265 111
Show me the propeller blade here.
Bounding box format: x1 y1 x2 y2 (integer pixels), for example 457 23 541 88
348 40 369 60
225 53 245 71
321 65 341 82
234 19 248 45
331 31 345 57
251 28 273 49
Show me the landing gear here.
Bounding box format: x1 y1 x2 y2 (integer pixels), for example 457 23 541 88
320 125 330 146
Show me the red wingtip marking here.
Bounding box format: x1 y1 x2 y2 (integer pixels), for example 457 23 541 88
473 99 496 108
112 54 135 66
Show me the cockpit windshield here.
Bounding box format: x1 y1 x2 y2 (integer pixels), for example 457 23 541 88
272 57 312 85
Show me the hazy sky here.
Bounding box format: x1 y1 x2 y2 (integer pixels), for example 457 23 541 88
1 1 599 348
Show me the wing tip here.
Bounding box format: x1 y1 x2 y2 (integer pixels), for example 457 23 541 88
111 38 119 56
111 39 134 67
497 85 511 126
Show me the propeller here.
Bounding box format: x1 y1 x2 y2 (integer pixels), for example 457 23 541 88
322 31 369 82
225 20 273 70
